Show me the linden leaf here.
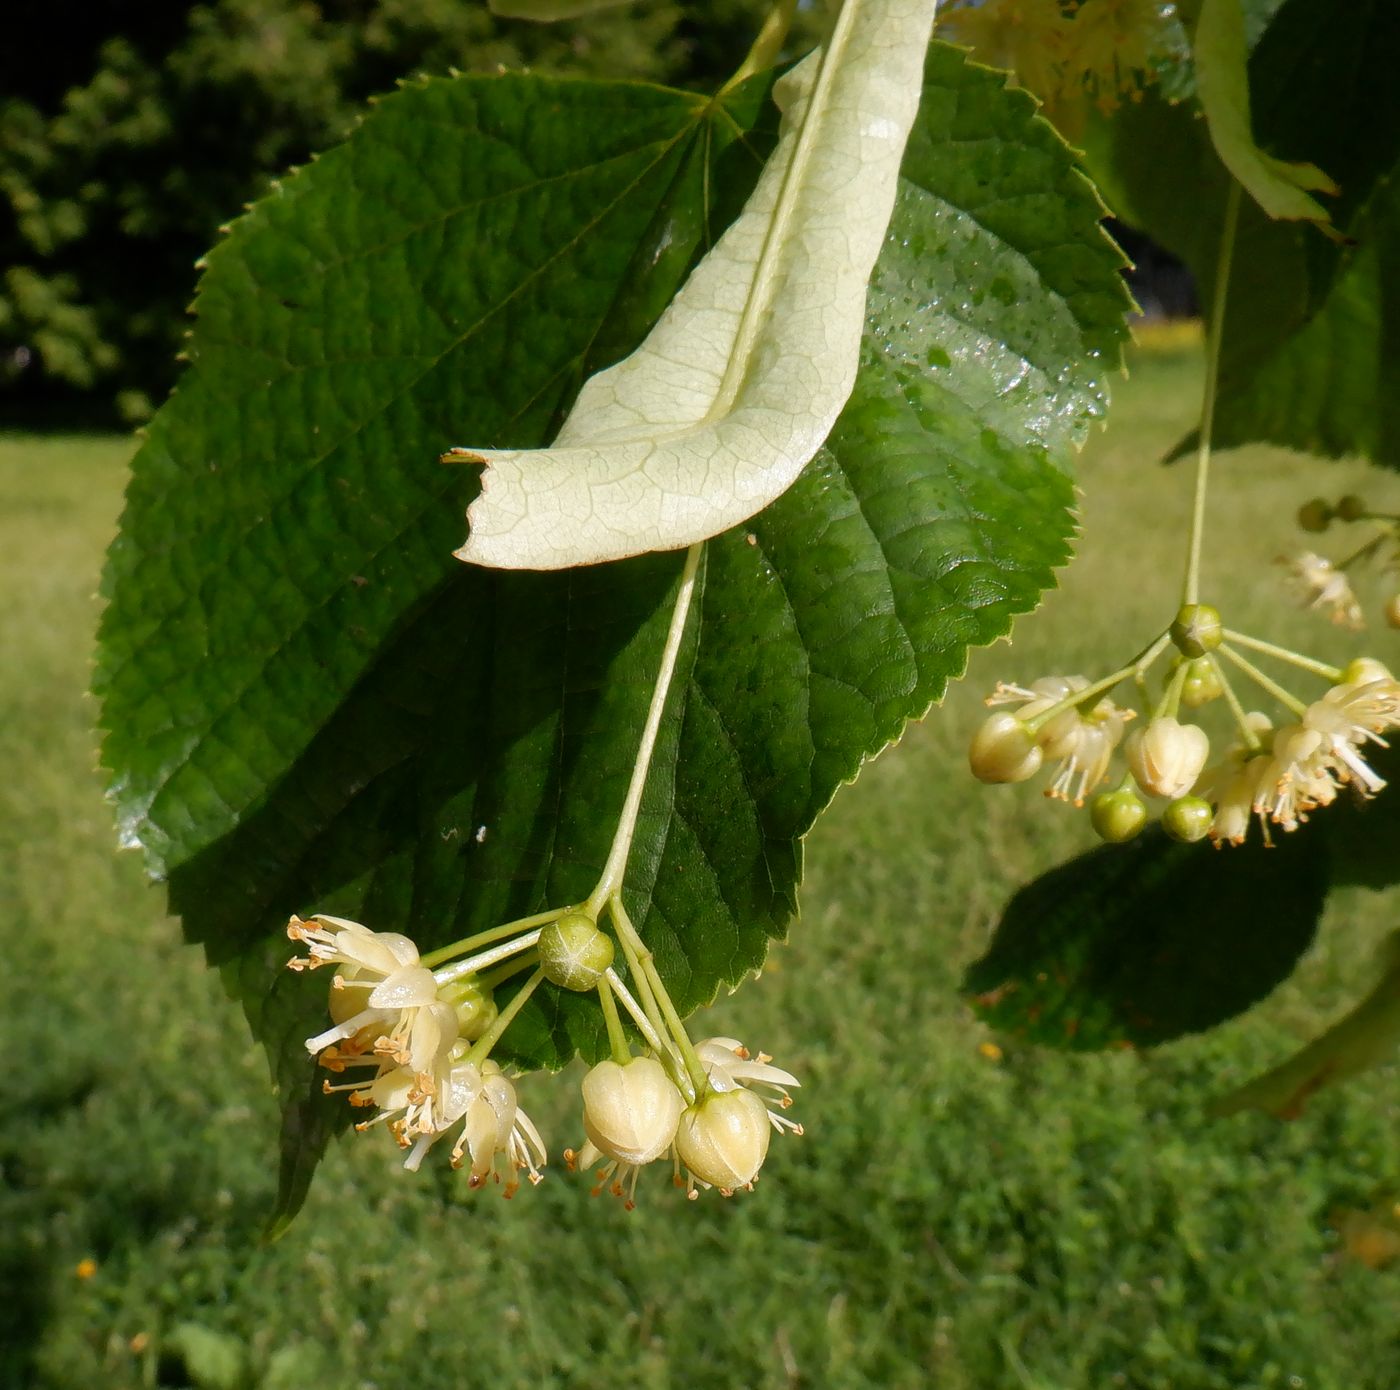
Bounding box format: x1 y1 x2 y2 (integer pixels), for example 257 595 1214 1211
1189 0 1339 226
1210 931 1400 1120
452 0 936 570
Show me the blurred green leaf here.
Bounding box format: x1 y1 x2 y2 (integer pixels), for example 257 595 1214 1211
964 827 1328 1050
1180 169 1400 467
166 1324 250 1390
1188 0 1337 226
97 46 1129 1220
1211 930 1400 1118
1082 0 1400 467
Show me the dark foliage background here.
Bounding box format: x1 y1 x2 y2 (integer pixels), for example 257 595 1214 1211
0 0 806 422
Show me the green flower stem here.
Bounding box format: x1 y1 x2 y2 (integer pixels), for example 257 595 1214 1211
1208 652 1265 753
639 955 709 1095
585 543 703 917
464 967 546 1067
610 894 708 1095
607 897 666 1036
597 979 631 1065
602 967 678 1079
481 952 540 992
1154 657 1190 721
1221 629 1342 682
420 908 566 969
1023 637 1168 734
1219 643 1310 718
1183 179 1241 608
432 928 544 986
1338 530 1393 571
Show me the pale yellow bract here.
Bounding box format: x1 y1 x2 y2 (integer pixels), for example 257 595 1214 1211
451 0 936 570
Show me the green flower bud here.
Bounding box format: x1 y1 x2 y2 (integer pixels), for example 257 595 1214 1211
1170 603 1223 658
1335 494 1368 522
1179 656 1223 709
1089 786 1147 843
1162 795 1213 843
969 712 1042 784
1296 498 1332 533
439 976 498 1041
675 1089 771 1193
539 911 614 992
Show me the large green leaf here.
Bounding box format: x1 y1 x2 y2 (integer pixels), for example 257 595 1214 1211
96 45 1129 1217
963 827 1329 1051
1082 0 1400 467
1184 168 1400 467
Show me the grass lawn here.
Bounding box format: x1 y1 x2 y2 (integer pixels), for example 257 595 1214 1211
3 344 1398 1390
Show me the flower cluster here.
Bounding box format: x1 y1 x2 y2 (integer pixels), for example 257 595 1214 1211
1284 493 1400 630
978 676 1133 804
289 909 801 1206
968 599 1400 847
566 1036 801 1208
288 914 545 1194
939 0 1181 133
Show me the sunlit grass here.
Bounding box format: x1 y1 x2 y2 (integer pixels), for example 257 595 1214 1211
3 348 1397 1390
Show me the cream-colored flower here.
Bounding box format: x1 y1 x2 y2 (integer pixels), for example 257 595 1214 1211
443 1060 546 1194
666 1038 803 1200
1125 717 1211 800
288 914 458 1071
695 1037 802 1137
675 1090 772 1196
1192 713 1272 846
1253 723 1342 831
1296 676 1400 796
1207 754 1274 846
581 1057 684 1163
986 675 1131 805
968 712 1042 784
568 1056 686 1208
318 1008 459 1155
1341 657 1394 688
1279 551 1364 629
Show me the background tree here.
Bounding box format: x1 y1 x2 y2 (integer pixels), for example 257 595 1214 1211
0 0 814 420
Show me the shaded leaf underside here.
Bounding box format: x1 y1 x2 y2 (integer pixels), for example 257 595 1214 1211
963 827 1329 1050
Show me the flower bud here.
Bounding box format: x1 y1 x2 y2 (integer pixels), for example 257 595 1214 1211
675 1089 771 1192
1089 786 1147 843
539 911 614 991
1170 603 1223 658
1335 494 1367 522
1125 717 1210 799
439 976 498 1040
1296 498 1332 533
1162 795 1213 843
969 712 1042 784
1386 595 1400 631
1340 657 1393 687
581 1057 684 1166
1179 656 1223 709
